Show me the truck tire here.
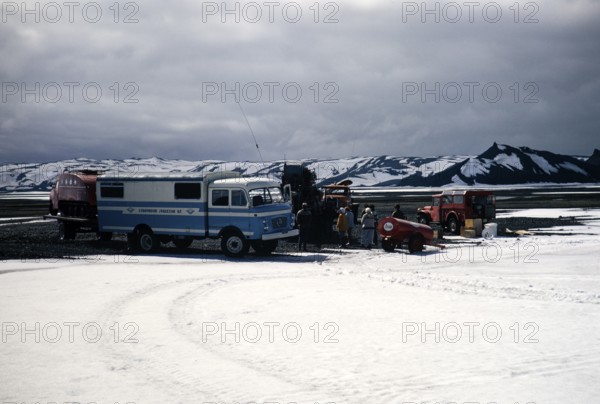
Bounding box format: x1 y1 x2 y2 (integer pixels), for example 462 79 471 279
49 202 58 216
408 233 425 253
381 238 396 252
221 233 249 258
58 222 76 240
417 214 429 225
251 240 278 255
447 217 460 235
137 228 157 253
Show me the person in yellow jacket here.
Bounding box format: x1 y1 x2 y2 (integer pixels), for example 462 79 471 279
336 207 349 248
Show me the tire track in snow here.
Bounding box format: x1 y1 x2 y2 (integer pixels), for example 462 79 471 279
96 271 335 403
168 272 341 403
96 277 220 400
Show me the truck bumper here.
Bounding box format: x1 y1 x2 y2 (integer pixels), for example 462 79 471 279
262 229 299 241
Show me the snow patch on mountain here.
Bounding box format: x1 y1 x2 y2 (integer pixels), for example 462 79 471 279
460 157 490 177
494 153 523 171
560 162 587 175
527 153 558 175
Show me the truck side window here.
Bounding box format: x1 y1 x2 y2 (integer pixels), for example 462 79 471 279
442 196 452 205
212 189 229 206
231 190 247 207
100 183 124 198
433 198 440 207
174 183 201 199
454 195 464 204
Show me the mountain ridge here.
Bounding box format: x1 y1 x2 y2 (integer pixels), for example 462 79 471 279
1 144 599 192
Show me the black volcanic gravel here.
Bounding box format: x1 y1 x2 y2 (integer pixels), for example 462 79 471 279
0 215 586 261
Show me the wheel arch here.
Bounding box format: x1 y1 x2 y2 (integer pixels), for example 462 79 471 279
444 211 459 224
417 212 431 223
133 223 153 235
218 225 244 238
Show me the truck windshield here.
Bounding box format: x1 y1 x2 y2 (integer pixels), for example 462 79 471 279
249 187 284 206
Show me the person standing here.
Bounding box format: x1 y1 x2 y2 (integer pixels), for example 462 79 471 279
360 203 369 218
392 204 406 220
346 205 355 245
296 202 312 252
322 199 337 243
336 207 349 248
370 204 379 246
361 207 375 248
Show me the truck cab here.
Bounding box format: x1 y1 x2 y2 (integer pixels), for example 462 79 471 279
208 177 297 255
417 190 496 234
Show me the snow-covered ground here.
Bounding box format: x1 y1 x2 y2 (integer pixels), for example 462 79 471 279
2 208 600 404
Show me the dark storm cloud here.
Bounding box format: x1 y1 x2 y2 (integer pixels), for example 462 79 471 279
1 0 598 163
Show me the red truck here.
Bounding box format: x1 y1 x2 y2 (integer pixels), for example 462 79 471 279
47 170 110 240
416 190 496 234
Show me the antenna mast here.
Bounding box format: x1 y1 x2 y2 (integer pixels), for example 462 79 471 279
237 102 264 162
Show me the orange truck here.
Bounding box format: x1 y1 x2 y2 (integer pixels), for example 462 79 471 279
416 190 496 234
321 179 353 209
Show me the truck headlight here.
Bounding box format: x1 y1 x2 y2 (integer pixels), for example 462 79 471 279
263 219 269 231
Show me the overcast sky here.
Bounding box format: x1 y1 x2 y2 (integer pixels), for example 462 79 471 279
1 0 599 163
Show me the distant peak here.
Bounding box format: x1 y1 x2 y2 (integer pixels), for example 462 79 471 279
479 142 511 158
587 148 600 166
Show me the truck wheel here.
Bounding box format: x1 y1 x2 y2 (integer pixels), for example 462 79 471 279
127 233 137 251
251 240 278 255
173 238 193 249
447 217 460 235
417 215 429 225
221 233 249 258
59 222 76 240
408 234 425 253
49 202 58 216
381 238 396 252
137 228 157 253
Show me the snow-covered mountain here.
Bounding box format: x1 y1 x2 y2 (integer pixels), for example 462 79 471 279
1 144 599 192
377 143 600 187
0 155 466 192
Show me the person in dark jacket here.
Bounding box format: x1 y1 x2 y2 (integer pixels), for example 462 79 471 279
296 202 312 251
392 204 406 220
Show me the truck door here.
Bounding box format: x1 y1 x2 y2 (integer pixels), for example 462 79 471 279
485 194 496 219
208 188 250 237
431 197 441 222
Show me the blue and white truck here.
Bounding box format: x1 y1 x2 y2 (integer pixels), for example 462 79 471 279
96 171 298 257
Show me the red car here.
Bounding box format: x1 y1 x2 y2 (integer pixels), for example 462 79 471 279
378 217 434 253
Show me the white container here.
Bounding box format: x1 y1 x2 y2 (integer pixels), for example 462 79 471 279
482 222 498 239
